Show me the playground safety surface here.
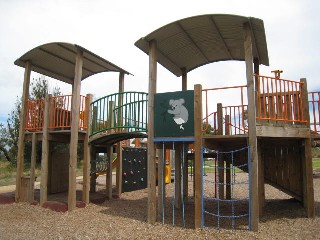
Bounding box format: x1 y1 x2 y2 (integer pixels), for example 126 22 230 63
0 173 319 239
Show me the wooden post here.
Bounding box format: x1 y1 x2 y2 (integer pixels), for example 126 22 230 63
90 147 97 193
182 68 188 200
107 101 115 200
254 58 260 122
217 103 224 199
68 49 83 211
244 22 259 231
107 144 113 200
157 147 165 221
15 61 31 202
116 72 125 197
40 94 51 206
29 132 37 203
194 84 203 228
83 94 93 204
182 67 187 91
300 78 315 217
258 140 265 218
147 40 157 224
225 115 231 200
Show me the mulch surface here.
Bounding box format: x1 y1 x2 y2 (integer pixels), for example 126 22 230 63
0 192 15 204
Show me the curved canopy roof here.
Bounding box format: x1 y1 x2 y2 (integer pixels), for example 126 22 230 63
15 42 131 84
135 14 269 77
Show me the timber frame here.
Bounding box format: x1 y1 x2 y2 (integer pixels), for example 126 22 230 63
135 14 314 231
14 42 130 210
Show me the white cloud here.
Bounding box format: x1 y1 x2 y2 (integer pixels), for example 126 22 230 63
0 0 319 120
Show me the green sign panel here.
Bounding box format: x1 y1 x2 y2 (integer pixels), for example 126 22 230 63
154 90 194 138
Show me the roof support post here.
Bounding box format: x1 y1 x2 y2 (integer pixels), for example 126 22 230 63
300 78 315 218
40 94 51 206
243 22 259 232
116 72 125 198
194 84 203 228
182 68 187 91
68 49 83 211
15 61 31 202
82 93 93 204
147 39 157 224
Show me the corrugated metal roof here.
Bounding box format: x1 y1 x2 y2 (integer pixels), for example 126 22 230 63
135 14 269 77
14 42 131 84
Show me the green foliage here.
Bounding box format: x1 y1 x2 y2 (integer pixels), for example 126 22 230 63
202 121 214 134
0 75 63 163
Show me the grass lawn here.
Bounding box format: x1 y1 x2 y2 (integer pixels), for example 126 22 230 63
313 158 320 171
0 159 84 187
1 157 320 187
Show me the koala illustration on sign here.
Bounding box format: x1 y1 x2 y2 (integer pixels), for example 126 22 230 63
168 98 189 130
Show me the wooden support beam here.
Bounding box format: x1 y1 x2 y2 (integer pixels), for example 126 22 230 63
82 94 93 204
254 58 260 122
225 115 231 200
68 49 83 211
217 103 224 199
244 22 259 231
300 78 315 218
148 39 157 224
15 61 31 202
29 132 37 203
90 147 97 193
258 140 265 218
40 94 51 206
116 72 124 198
182 68 187 91
194 84 203 228
107 145 113 200
106 101 115 200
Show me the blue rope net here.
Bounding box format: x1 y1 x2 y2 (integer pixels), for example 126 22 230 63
202 146 250 230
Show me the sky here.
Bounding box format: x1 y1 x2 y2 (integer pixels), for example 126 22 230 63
0 0 319 124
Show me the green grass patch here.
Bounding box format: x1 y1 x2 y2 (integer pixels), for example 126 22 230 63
313 158 320 171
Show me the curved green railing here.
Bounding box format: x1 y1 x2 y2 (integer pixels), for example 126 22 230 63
90 92 148 137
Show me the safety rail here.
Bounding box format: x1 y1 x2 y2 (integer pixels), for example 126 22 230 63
309 91 320 136
25 98 45 131
256 75 307 124
202 86 248 135
24 95 88 131
90 92 148 137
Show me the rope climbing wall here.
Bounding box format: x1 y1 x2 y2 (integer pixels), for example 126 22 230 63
202 146 250 230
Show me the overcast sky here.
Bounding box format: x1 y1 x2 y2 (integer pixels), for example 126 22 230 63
0 0 319 124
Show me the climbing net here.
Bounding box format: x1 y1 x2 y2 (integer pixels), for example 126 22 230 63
202 146 250 230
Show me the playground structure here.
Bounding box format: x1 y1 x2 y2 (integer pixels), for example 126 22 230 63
13 14 319 231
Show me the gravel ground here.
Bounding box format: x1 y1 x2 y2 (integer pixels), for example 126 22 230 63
0 173 319 240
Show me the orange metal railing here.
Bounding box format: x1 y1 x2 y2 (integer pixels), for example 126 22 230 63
256 75 307 124
309 91 320 135
25 98 45 131
24 95 88 131
202 85 248 135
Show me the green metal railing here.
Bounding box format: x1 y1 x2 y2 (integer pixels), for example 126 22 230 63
90 92 148 137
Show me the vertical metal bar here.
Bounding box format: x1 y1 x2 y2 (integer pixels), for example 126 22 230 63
162 142 165 224
172 141 175 225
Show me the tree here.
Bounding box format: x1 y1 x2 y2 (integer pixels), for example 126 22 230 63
0 75 62 163
202 121 214 134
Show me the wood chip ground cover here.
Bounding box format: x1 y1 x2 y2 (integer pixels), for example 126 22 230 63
0 174 319 239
